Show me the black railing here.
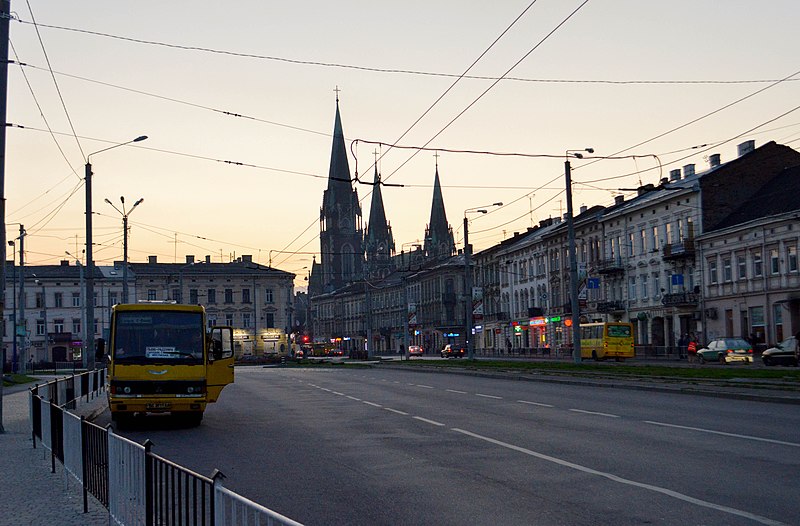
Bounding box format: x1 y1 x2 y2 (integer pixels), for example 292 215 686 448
663 238 696 260
147 444 215 526
83 419 110 509
597 258 625 274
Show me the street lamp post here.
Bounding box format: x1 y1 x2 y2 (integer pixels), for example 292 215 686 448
85 136 146 369
105 196 144 304
7 240 15 371
565 148 593 364
17 225 25 374
464 203 502 360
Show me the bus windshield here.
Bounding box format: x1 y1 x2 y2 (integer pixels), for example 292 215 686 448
112 310 205 364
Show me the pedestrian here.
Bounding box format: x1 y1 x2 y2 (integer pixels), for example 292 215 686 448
505 337 512 355
678 333 688 360
687 335 697 363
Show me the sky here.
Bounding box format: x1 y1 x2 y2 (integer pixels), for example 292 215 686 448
4 1 800 291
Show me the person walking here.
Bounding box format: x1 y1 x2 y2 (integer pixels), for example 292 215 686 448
687 334 698 363
678 333 688 360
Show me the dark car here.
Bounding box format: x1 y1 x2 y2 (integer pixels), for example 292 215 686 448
441 344 465 358
761 336 798 366
696 337 753 364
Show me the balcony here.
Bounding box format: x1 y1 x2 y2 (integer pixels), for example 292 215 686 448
661 292 699 307
485 312 509 322
596 301 627 313
596 257 625 274
663 238 696 261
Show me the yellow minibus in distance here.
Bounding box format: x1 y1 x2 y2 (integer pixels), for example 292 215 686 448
579 322 635 361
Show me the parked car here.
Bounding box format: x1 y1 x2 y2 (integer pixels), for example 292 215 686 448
696 337 753 364
441 344 465 358
408 345 424 356
761 336 798 366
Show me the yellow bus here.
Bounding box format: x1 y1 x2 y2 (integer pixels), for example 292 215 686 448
579 322 635 361
104 303 234 427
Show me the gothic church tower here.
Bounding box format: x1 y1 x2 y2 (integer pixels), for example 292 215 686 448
423 163 455 260
364 162 395 278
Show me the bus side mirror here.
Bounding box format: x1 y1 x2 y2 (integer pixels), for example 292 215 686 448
212 339 223 360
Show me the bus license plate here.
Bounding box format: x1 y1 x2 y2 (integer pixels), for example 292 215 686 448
146 403 171 409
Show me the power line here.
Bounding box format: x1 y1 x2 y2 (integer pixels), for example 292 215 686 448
12 18 799 86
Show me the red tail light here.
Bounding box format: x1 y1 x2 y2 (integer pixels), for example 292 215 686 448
747 349 753 354
727 349 733 354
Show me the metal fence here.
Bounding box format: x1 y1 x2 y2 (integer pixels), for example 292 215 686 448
29 371 304 526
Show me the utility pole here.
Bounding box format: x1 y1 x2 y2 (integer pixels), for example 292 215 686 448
0 0 11 434
17 225 25 374
464 215 473 360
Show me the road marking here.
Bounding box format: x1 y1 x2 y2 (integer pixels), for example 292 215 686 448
517 400 554 408
320 388 331 392
346 395 361 401
384 408 409 415
569 408 620 418
363 401 382 408
415 384 434 389
451 428 784 526
446 389 467 394
413 416 445 427
475 393 503 400
332 391 344 396
645 421 800 448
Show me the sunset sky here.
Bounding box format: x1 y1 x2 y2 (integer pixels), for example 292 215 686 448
5 1 799 290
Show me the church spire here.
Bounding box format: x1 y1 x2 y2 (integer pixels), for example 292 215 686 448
365 154 395 275
423 162 455 260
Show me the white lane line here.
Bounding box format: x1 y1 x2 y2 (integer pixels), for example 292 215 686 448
332 391 344 396
451 428 784 526
393 381 400 384
569 408 620 418
517 400 554 408
446 389 467 394
415 384 434 389
475 393 503 400
346 395 361 401
363 401 382 408
645 421 800 448
413 416 445 427
384 408 409 415
320 388 331 392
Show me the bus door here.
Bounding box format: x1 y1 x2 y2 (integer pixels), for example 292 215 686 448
207 326 234 401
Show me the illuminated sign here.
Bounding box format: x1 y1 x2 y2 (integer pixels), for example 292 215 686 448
530 317 546 326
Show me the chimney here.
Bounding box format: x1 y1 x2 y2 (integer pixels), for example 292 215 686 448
683 164 695 178
579 205 588 214
660 177 668 186
614 195 625 205
737 140 755 157
242 255 253 263
669 169 681 181
60 260 69 266
185 255 195 264
148 255 157 264
205 255 211 264
709 153 721 168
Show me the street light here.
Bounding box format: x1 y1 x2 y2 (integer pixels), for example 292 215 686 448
85 135 146 369
105 196 144 304
565 148 593 364
464 202 503 360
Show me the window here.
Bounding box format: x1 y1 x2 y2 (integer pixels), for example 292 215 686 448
35 292 44 309
72 318 81 334
148 289 157 301
224 288 234 304
737 255 747 280
172 289 181 302
54 292 63 308
109 292 118 306
265 313 275 328
207 289 216 304
753 251 763 277
789 245 798 273
628 276 636 300
723 257 732 282
207 315 217 329
709 259 718 284
225 314 234 326
639 228 647 254
242 312 251 328
189 289 198 304
640 274 648 299
54 319 64 333
627 232 634 257
264 288 274 303
653 273 661 297
770 248 779 274
36 319 45 336
242 288 251 303
665 222 673 244
651 225 659 251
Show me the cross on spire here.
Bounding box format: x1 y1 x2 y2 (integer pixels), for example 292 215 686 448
433 151 440 168
334 85 341 102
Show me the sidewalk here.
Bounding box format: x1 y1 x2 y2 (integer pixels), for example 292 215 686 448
0 382 108 526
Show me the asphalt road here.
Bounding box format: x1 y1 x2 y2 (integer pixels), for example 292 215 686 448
98 366 800 526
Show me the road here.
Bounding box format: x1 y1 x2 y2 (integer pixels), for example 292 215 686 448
98 366 800 526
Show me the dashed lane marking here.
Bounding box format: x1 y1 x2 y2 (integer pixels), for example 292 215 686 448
363 401 382 408
446 389 467 394
475 393 503 400
517 400 554 408
384 408 409 415
569 409 620 418
346 395 361 401
413 416 445 427
415 384 434 389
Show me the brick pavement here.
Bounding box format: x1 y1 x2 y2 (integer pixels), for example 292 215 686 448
0 382 108 526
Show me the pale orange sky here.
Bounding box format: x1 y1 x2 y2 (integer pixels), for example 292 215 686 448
5 1 800 291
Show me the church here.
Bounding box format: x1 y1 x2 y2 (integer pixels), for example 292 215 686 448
308 98 467 356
